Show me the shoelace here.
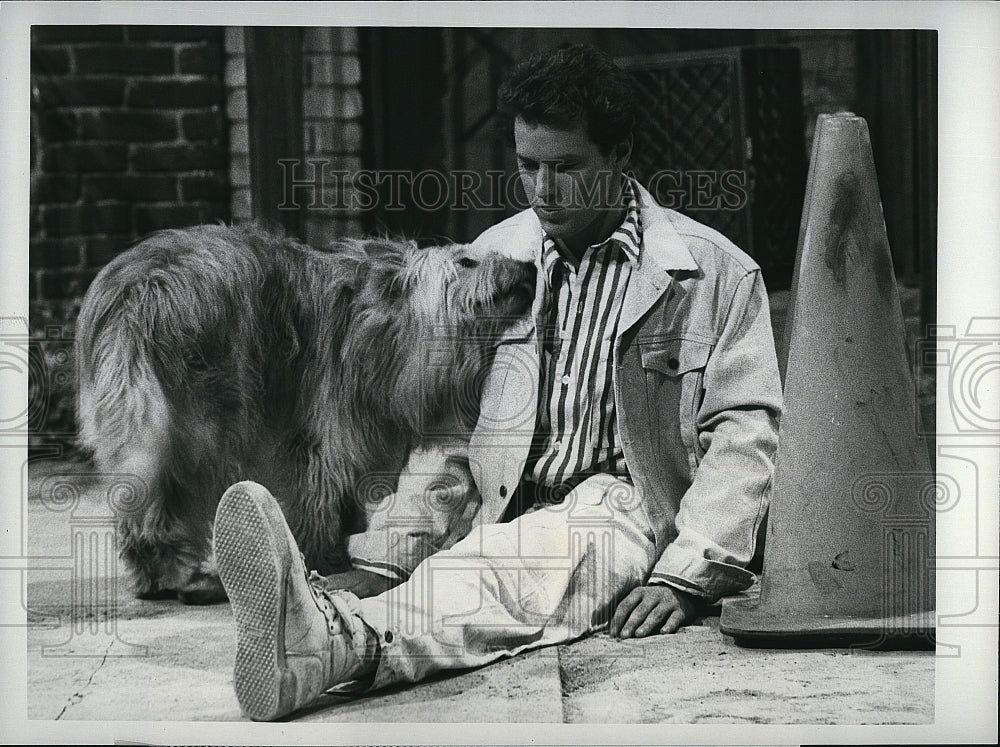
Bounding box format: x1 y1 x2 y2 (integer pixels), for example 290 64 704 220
305 565 369 658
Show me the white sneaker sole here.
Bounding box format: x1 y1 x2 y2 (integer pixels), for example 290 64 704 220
215 481 299 721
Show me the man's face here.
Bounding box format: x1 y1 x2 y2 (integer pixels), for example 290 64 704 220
514 117 629 247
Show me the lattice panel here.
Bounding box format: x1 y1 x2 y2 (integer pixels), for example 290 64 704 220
623 48 806 289
628 58 747 251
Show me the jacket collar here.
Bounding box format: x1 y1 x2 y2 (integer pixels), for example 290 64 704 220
493 180 699 276
631 181 699 276
481 180 699 342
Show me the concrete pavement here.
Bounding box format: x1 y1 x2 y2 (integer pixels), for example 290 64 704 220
23 457 933 724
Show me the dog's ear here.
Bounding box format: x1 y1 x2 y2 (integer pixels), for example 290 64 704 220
360 238 407 264
357 247 408 303
386 269 407 300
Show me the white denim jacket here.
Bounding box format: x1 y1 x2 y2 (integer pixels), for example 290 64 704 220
350 182 782 602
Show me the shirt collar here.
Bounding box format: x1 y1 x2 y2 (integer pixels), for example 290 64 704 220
542 176 642 279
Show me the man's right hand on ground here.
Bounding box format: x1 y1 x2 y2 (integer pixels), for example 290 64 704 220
609 584 701 638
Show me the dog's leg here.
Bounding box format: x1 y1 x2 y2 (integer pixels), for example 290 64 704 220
115 468 225 602
98 417 186 601
160 467 229 605
118 514 177 600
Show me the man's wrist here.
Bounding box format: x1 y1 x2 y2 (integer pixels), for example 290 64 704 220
646 578 709 610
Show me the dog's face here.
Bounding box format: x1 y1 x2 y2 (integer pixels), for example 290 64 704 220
398 244 536 331
347 241 536 437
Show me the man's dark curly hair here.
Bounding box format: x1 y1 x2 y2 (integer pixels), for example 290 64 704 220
497 43 637 155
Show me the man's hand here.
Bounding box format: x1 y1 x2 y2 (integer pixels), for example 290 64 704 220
609 584 701 638
321 569 398 599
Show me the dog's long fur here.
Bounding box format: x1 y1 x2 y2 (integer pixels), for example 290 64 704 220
75 224 535 603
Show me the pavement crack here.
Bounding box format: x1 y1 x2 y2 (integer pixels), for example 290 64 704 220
54 639 114 720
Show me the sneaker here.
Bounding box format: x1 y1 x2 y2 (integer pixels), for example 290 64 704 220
214 481 375 720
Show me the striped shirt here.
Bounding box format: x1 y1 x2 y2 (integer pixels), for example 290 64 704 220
525 177 641 493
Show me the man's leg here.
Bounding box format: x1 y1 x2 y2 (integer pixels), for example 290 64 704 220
359 473 656 687
216 474 655 719
214 482 380 721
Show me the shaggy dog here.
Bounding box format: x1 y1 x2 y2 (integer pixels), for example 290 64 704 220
76 224 535 604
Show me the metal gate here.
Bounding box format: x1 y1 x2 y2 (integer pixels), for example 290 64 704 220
621 47 808 290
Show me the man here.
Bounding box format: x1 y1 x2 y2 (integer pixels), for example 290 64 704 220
213 43 782 721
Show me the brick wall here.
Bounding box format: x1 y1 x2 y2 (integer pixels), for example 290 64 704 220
224 27 365 245
29 25 229 444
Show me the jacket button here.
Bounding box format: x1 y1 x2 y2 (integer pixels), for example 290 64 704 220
499 485 508 497
667 357 680 369
384 630 394 643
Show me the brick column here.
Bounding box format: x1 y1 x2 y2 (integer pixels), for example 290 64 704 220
224 26 365 244
301 27 366 245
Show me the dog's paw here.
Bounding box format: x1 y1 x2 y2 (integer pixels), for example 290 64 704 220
177 571 228 605
135 586 178 601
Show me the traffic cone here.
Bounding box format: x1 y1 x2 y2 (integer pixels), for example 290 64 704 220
720 113 935 647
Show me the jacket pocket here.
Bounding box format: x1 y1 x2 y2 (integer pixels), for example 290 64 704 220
639 337 712 377
639 337 712 476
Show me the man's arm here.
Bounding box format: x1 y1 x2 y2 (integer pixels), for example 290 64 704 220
612 268 782 636
327 442 481 597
